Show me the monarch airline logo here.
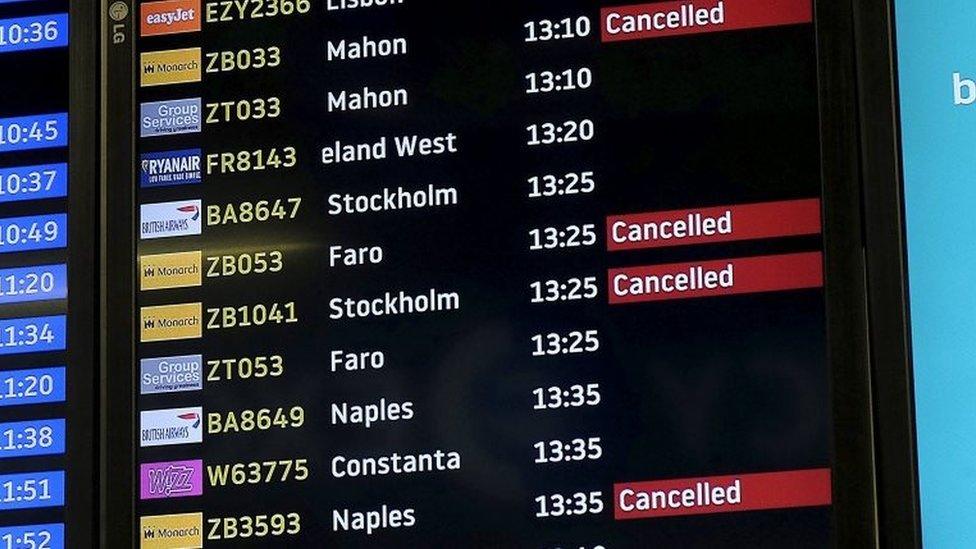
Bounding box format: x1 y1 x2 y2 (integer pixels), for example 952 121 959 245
141 0 201 37
141 97 201 137
141 149 202 187
141 302 203 342
140 512 203 548
140 459 204 500
141 200 202 240
141 251 202 290
140 407 203 447
141 48 202 87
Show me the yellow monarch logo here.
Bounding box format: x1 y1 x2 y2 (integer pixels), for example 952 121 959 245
140 303 202 342
140 48 201 87
140 251 202 290
140 512 202 548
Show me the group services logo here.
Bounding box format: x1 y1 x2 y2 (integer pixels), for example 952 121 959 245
140 200 202 240
140 406 203 447
141 354 204 394
140 97 201 138
140 459 204 500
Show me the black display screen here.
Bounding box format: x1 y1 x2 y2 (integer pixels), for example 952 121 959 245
0 1 95 547
131 1 835 546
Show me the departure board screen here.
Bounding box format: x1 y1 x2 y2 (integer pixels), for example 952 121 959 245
0 0 84 547
895 0 976 546
131 1 834 546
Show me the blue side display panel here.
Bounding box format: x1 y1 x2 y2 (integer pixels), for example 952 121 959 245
0 0 74 537
896 1 976 546
0 471 65 511
0 523 64 549
0 524 64 549
0 315 67 355
0 163 68 203
0 264 68 304
0 113 67 152
0 214 67 253
0 367 66 407
0 14 68 54
0 418 65 459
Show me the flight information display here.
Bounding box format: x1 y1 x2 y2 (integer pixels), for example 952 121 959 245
0 0 73 547
132 0 834 546
896 0 976 546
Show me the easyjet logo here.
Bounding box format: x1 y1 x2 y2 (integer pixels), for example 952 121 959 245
141 0 201 36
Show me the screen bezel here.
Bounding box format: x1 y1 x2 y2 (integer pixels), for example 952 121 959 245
97 1 881 545
816 0 881 544
853 0 923 546
99 0 137 544
66 0 100 545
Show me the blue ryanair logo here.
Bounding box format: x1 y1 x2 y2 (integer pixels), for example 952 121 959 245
141 149 202 188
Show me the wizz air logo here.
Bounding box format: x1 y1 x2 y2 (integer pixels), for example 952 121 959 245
149 465 193 495
140 459 203 499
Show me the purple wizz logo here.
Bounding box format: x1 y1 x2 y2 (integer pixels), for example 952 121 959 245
140 459 203 499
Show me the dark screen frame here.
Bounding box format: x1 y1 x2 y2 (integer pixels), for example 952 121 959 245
853 0 923 547
67 0 100 546
96 2 881 546
817 0 881 546
99 0 136 545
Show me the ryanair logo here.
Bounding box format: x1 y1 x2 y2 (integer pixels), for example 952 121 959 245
140 512 203 548
141 149 202 187
140 251 202 290
141 48 202 87
140 200 202 240
140 302 202 342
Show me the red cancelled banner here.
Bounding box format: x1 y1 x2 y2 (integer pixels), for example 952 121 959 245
614 468 831 520
608 252 822 304
606 198 821 252
601 0 813 43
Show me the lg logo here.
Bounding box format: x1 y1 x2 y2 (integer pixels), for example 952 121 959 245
109 1 128 44
953 72 976 105
108 0 128 20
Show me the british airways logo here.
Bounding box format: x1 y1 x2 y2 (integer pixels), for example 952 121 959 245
178 411 201 428
140 200 202 240
140 406 203 447
141 149 202 187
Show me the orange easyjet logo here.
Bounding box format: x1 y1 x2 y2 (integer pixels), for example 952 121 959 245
141 0 201 36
